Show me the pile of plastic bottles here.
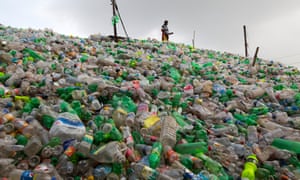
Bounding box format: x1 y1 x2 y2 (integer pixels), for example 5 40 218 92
1 24 300 179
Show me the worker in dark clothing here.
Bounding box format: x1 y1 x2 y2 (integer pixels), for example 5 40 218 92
161 20 174 42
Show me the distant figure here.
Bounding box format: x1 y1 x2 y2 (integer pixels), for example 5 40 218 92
161 20 174 42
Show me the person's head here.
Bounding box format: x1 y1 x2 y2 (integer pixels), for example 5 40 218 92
164 20 168 25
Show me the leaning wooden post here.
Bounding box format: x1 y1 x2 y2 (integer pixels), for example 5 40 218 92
252 47 259 66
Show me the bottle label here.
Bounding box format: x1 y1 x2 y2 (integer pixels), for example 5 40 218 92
64 146 76 157
21 170 34 180
142 166 154 178
82 134 94 144
137 103 149 114
56 117 84 127
14 120 28 132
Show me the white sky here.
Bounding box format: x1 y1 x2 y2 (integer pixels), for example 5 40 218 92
1 0 300 68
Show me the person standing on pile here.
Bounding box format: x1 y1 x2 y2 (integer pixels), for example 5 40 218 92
161 20 174 42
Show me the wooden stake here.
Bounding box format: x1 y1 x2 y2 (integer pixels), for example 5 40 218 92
252 47 259 66
243 25 248 57
112 0 117 42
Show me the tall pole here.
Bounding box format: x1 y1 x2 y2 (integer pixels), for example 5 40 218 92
252 47 259 66
112 0 117 42
243 25 248 57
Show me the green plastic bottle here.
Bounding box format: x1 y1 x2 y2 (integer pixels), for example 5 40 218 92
271 138 300 154
174 141 208 155
148 142 162 169
172 111 189 128
241 154 258 180
195 153 223 175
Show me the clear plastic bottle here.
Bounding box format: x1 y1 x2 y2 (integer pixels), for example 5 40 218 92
25 115 49 144
49 112 86 142
247 126 258 146
56 144 76 175
270 111 289 125
91 98 102 111
24 135 43 157
125 112 135 127
28 155 41 168
111 103 128 128
211 124 238 136
34 160 63 180
131 162 173 180
13 118 35 137
244 86 265 99
90 141 126 163
77 129 94 156
8 169 34 180
160 115 177 149
261 128 285 145
93 164 112 180
0 158 15 177
135 144 153 156
120 126 134 148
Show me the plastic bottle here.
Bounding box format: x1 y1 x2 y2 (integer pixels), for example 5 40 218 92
135 144 153 156
148 142 163 169
143 114 160 129
77 129 94 156
241 154 258 180
270 111 289 124
247 126 258 146
261 128 284 145
49 112 86 142
93 164 112 180
90 141 126 163
34 160 63 180
24 135 43 157
211 124 238 136
111 103 128 128
271 138 300 154
25 115 49 144
174 141 208 155
0 158 15 177
244 86 265 99
120 126 134 148
258 118 298 137
91 98 102 111
125 112 135 127
13 118 35 137
164 145 180 163
8 169 34 180
101 122 123 142
131 162 173 180
195 153 224 175
135 102 150 127
160 115 177 149
56 143 76 175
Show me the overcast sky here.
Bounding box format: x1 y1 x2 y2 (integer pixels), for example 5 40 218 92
1 0 300 68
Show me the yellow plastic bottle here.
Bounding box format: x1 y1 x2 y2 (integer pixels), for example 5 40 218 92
241 154 258 180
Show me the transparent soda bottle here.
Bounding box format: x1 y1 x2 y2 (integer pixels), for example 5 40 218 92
9 169 35 180
90 141 126 163
24 135 43 157
247 126 258 146
160 115 177 149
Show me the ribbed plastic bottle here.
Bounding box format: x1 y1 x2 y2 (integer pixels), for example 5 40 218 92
160 115 177 149
247 126 258 146
90 141 126 163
